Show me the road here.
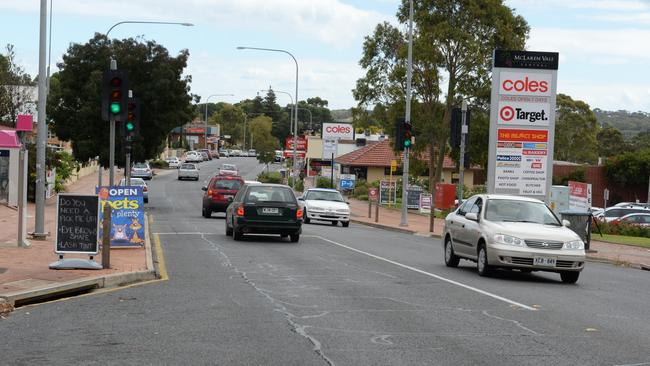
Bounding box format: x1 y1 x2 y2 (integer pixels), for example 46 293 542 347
1 157 650 365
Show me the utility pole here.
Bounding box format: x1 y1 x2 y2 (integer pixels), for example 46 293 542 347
458 101 468 203
400 0 414 227
33 0 48 239
109 59 117 186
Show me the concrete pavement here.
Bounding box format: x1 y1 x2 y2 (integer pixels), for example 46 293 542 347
347 198 650 270
0 168 156 309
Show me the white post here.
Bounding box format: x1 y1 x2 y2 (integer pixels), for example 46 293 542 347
33 0 49 238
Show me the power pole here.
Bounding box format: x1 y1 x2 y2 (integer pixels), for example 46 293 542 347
400 0 414 227
458 101 468 202
33 0 48 239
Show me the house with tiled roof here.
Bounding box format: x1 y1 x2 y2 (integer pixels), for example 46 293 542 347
335 139 483 187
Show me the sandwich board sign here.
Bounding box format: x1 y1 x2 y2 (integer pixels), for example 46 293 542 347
487 50 559 203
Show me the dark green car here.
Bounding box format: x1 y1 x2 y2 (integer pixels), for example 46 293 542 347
225 183 303 242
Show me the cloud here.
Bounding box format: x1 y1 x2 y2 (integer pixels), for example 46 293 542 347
508 0 649 11
559 82 650 112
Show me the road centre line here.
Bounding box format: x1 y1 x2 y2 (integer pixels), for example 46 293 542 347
306 235 537 311
153 232 218 235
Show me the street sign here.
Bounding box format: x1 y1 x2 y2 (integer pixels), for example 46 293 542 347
368 187 379 202
96 186 145 248
322 139 338 159
568 181 592 212
379 180 397 205
339 180 354 189
406 185 423 209
390 160 397 172
55 194 100 255
419 193 432 214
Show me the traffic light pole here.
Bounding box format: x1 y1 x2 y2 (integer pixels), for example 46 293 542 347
109 59 117 186
458 101 468 203
400 0 414 227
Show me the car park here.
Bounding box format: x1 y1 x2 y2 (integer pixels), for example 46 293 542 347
218 163 238 176
299 188 350 227
601 206 650 222
202 175 244 217
225 183 302 242
131 162 153 180
165 157 181 169
119 177 149 203
610 213 650 226
443 194 586 283
178 163 200 181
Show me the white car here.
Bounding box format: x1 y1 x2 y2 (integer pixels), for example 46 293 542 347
247 149 257 157
178 163 200 181
230 149 242 157
218 163 238 176
601 206 650 222
119 177 149 203
443 194 586 283
165 157 181 169
299 188 350 227
185 151 202 163
131 162 153 180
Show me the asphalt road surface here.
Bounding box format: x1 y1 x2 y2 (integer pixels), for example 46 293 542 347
1 157 649 365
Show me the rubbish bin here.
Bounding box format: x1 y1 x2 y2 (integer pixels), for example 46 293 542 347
559 210 592 250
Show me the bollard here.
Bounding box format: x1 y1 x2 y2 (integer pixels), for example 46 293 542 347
375 202 379 223
368 200 372 218
102 205 112 269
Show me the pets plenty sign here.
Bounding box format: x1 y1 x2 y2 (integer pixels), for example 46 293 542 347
96 186 145 248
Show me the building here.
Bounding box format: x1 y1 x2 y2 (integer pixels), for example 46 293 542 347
168 122 220 151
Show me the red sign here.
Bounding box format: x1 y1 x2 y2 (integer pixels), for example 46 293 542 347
285 136 308 150
185 127 204 134
283 150 306 159
569 181 588 198
368 187 379 202
497 129 548 143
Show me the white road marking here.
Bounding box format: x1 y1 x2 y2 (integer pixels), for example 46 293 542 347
306 235 537 311
153 232 218 235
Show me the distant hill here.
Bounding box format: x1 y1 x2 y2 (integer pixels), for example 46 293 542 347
331 109 352 122
594 109 650 139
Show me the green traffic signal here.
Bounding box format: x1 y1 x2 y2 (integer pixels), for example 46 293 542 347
125 121 135 131
110 102 121 114
404 139 412 148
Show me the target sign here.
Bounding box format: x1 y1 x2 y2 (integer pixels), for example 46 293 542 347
500 106 515 121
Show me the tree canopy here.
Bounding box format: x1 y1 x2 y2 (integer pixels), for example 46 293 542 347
48 34 193 165
554 94 599 164
0 44 35 127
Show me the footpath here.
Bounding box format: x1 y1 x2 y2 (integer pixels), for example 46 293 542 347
0 170 156 314
347 199 650 271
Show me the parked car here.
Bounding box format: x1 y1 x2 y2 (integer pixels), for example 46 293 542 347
225 183 302 242
119 177 149 203
185 151 203 163
210 150 220 159
202 175 244 217
218 163 238 176
443 194 586 283
178 163 200 181
601 206 650 222
165 157 181 169
131 162 153 180
610 213 650 226
198 150 210 161
299 188 350 227
230 149 243 157
247 149 257 157
219 148 230 157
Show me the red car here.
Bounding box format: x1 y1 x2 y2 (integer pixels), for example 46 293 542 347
202 175 244 218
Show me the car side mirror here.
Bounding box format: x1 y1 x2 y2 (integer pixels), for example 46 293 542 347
201 186 207 191
465 212 479 222
298 197 304 201
562 219 571 227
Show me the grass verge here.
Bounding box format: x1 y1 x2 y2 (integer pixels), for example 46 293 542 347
594 234 650 248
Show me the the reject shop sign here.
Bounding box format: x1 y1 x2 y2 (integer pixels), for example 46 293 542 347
488 50 559 202
322 122 354 140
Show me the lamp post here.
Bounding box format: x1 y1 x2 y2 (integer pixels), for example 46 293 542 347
400 0 414 227
105 21 193 187
238 46 299 190
204 94 233 151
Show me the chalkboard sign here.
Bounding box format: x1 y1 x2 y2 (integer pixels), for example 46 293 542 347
55 194 100 255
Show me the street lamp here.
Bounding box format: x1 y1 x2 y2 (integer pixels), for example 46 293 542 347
238 46 299 190
204 94 234 151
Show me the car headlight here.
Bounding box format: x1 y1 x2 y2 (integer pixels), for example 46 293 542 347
563 240 584 250
493 234 524 247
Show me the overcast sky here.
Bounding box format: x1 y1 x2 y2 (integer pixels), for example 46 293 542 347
1 0 649 112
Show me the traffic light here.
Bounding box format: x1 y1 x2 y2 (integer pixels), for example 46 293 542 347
394 117 404 151
101 70 129 122
403 121 413 149
124 97 140 143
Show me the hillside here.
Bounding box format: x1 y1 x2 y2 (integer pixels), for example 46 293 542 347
594 109 650 139
331 109 352 122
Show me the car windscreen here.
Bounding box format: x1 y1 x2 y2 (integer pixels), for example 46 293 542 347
212 179 242 190
245 186 296 203
119 179 145 186
484 199 560 225
180 164 195 169
134 163 148 168
305 190 344 202
222 164 236 170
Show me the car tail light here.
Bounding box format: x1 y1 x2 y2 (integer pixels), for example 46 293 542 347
208 189 215 196
296 208 303 219
236 205 245 217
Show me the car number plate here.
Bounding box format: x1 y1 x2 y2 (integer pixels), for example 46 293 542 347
533 256 556 267
261 207 279 214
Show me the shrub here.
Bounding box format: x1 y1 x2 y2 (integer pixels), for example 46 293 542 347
149 159 169 169
257 171 282 183
288 177 304 192
355 184 369 198
357 194 368 201
316 177 334 188
595 220 650 238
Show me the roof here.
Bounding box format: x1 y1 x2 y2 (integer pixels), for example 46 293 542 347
484 194 544 203
335 140 475 169
0 129 21 148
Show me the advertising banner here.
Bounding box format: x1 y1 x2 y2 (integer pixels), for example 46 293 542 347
406 185 423 209
419 193 432 214
379 180 397 205
568 181 592 212
368 187 379 202
285 136 308 151
96 186 145 248
487 50 559 202
322 139 338 159
322 123 354 140
55 194 100 255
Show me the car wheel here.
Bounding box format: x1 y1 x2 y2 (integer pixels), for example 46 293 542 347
233 230 243 241
477 243 492 276
342 221 349 227
290 233 300 242
144 198 149 203
560 271 580 284
303 210 310 224
444 236 460 268
178 177 182 180
202 207 211 218
331 221 338 226
225 220 233 236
